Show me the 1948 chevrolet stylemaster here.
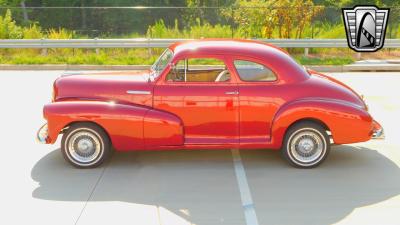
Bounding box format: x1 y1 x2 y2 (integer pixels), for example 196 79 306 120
37 39 383 168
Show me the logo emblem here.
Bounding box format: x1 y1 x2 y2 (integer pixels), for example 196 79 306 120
342 5 389 52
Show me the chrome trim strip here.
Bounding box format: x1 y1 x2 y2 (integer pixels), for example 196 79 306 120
225 91 239 95
126 90 151 95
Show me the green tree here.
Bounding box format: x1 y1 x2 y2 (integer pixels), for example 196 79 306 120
223 0 322 38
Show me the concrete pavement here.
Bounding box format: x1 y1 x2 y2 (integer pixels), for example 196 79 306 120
0 71 399 225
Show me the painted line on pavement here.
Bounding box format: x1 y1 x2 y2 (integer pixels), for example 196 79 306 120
74 163 108 225
231 149 259 225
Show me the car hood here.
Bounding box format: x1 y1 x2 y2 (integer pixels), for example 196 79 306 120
53 70 154 107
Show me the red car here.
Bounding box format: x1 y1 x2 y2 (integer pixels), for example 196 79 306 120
37 39 383 168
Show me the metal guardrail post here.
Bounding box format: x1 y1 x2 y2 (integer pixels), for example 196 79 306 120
94 38 100 55
304 48 309 57
303 38 310 57
40 38 47 56
147 38 152 56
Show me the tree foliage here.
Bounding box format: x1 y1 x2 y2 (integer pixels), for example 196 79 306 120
223 0 323 38
0 0 399 38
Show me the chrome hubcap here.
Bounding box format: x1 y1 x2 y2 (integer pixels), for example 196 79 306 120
67 130 102 164
76 138 95 156
289 130 325 164
298 138 315 153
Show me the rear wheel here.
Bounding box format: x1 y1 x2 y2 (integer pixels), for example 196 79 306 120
282 122 330 168
61 123 111 168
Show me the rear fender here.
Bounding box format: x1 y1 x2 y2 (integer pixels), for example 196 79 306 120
271 98 373 148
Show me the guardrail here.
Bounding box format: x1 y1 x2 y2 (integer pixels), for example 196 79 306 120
1 38 400 57
2 38 400 48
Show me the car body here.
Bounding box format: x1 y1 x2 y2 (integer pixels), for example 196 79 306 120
37 39 383 168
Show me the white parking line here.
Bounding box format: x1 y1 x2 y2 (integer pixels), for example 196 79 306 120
231 149 259 225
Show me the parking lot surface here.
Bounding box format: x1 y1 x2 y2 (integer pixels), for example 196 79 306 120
0 71 399 225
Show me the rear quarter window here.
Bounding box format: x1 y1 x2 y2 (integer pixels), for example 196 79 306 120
234 60 277 82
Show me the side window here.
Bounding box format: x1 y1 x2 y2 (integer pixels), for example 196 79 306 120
166 58 231 82
166 60 186 82
234 60 277 82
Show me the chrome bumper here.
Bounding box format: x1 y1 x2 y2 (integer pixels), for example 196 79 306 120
371 120 384 139
372 128 385 139
36 123 49 144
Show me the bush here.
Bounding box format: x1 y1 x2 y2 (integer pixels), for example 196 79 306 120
23 24 43 39
0 9 23 39
147 18 234 38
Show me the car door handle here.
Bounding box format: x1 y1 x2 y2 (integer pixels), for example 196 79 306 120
126 90 151 95
225 91 239 95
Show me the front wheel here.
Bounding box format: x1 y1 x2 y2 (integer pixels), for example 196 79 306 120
282 122 330 168
61 123 111 168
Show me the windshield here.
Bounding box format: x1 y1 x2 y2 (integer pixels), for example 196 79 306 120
150 48 173 79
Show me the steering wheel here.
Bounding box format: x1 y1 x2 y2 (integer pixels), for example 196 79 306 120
215 70 229 82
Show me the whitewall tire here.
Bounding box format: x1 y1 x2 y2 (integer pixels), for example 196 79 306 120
282 121 330 168
61 123 111 168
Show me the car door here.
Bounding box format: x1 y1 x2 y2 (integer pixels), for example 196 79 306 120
231 58 280 146
153 56 239 146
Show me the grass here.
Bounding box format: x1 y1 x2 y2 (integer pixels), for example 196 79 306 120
0 48 356 66
294 56 354 65
0 49 160 65
4 45 400 66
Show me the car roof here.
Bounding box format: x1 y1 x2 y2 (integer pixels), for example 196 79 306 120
169 39 309 83
169 39 288 56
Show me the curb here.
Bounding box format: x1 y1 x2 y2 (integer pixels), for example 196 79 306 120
1 64 400 72
0 64 151 71
307 64 400 72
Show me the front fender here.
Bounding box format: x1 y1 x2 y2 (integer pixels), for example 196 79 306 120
271 98 373 148
43 101 184 151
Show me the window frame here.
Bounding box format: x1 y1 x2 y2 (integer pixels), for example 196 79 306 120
150 48 174 80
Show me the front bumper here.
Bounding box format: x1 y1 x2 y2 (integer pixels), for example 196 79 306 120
372 120 384 139
36 123 50 144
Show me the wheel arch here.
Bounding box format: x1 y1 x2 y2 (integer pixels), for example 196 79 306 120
286 117 331 133
61 121 112 144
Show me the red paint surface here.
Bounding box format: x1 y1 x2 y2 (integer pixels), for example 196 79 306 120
42 39 379 151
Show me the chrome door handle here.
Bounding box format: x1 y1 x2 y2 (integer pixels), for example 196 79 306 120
225 91 239 95
126 90 151 95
